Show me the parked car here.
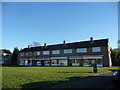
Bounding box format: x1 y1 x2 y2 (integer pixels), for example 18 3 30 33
112 70 120 86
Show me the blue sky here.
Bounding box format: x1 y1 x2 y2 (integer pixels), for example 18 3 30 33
2 2 118 52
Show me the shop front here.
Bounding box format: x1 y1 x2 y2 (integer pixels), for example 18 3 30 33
19 55 103 67
82 55 103 67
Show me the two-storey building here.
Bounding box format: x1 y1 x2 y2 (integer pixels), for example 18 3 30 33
18 37 112 67
0 49 12 65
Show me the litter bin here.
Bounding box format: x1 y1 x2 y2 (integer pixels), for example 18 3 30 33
93 64 98 73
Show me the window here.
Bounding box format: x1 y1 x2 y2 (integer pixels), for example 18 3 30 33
43 51 50 55
97 59 103 65
51 60 57 64
92 47 101 52
84 60 89 65
0 52 2 55
59 60 68 65
52 50 60 54
29 52 33 56
34 51 40 56
20 52 24 56
26 52 28 56
64 49 72 54
77 48 87 53
45 60 50 64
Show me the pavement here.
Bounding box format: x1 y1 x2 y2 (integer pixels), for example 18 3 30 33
50 72 119 88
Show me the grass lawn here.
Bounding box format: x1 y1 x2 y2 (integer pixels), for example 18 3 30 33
2 66 120 88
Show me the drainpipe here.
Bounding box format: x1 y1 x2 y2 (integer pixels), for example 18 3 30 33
67 57 69 66
49 50 51 66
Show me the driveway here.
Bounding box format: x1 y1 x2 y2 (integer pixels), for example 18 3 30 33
50 72 118 88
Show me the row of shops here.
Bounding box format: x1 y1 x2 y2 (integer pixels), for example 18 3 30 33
19 55 103 67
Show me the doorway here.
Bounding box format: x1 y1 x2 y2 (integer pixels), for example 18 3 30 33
41 60 45 66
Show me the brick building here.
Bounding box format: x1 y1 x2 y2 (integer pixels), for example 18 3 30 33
18 37 112 67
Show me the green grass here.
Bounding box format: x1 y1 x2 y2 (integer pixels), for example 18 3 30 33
2 66 120 88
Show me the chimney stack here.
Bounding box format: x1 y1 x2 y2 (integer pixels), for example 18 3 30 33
28 45 31 48
63 40 66 44
90 37 93 41
44 43 47 47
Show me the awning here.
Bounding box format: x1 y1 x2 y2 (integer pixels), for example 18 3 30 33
69 56 81 59
50 57 67 60
35 58 50 60
82 55 103 59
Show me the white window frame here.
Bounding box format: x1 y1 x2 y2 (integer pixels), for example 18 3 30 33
92 47 101 52
43 51 50 55
64 49 72 54
77 48 87 53
52 50 60 54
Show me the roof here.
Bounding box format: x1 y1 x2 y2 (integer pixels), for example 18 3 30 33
0 49 12 54
19 38 109 52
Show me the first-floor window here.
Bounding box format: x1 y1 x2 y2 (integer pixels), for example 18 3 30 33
20 52 24 56
64 49 72 54
43 51 50 55
92 47 101 52
29 52 33 56
52 50 60 54
26 52 28 56
34 51 40 56
77 48 87 53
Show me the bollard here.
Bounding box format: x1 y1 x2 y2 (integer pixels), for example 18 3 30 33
93 64 98 73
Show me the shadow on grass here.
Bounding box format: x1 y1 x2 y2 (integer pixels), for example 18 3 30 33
109 68 120 72
20 76 84 88
21 81 58 88
20 75 115 88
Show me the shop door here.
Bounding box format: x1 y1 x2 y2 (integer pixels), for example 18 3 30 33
41 61 45 66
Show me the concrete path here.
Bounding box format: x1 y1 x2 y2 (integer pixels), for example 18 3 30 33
51 72 115 88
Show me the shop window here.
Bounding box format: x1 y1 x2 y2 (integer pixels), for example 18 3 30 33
84 60 89 65
51 60 57 64
44 60 50 64
59 60 67 64
97 59 102 65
